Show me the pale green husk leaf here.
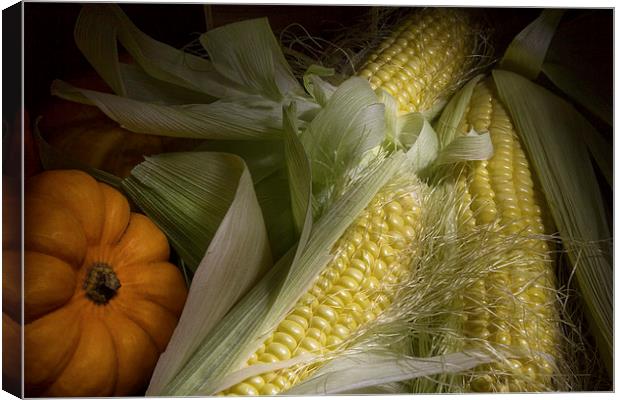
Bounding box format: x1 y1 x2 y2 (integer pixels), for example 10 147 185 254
430 74 494 167
434 75 485 150
283 102 313 235
147 246 295 396
376 90 440 173
303 67 337 107
121 152 268 272
68 4 322 148
376 88 400 150
144 152 272 393
500 9 564 79
51 80 285 140
191 139 297 260
150 154 405 395
253 171 298 260
284 350 498 395
402 114 439 173
74 4 245 99
492 69 613 375
435 130 494 165
301 77 385 209
117 63 214 105
200 18 303 100
193 140 284 185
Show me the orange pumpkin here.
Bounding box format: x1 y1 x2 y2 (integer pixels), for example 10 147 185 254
23 169 188 397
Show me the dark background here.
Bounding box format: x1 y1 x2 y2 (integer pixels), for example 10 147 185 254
23 4 612 118
23 4 562 113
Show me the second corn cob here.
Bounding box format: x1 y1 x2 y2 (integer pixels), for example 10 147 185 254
357 8 479 114
449 78 561 392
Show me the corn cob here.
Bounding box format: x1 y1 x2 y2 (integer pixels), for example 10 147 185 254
221 184 422 395
357 8 477 114
451 78 560 392
216 9 478 395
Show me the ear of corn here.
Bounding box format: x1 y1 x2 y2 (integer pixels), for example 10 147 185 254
219 9 481 395
357 8 478 114
450 78 561 392
220 183 422 396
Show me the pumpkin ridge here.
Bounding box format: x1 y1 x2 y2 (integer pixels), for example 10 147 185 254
101 308 160 396
122 285 178 316
112 299 171 353
31 308 84 396
113 261 187 315
113 213 170 265
26 170 106 245
120 284 181 315
107 301 163 354
25 195 88 266
45 314 117 396
98 314 121 396
24 251 78 323
98 183 132 246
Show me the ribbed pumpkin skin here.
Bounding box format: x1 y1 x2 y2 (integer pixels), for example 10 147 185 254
23 170 188 397
452 79 560 392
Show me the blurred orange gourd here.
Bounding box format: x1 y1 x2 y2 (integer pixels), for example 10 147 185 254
38 71 198 178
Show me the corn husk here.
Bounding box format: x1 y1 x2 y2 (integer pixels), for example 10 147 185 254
302 65 337 107
499 9 564 80
300 76 385 214
75 4 241 99
56 4 321 142
492 69 613 376
540 63 613 187
285 350 499 395
282 102 313 235
432 75 494 167
51 79 290 140
130 152 273 390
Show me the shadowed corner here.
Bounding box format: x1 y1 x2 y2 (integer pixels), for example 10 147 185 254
3 1 25 392
3 113 24 398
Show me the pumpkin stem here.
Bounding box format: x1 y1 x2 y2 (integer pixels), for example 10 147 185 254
83 262 121 305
